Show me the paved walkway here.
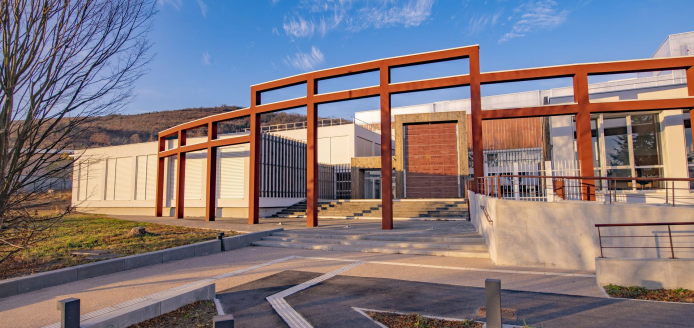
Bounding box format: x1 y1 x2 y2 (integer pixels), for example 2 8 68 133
111 215 478 237
0 247 601 328
221 270 694 327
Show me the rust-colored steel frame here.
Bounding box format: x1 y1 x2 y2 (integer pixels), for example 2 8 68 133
155 45 694 229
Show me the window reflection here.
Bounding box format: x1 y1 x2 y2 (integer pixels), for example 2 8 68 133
603 117 630 166
631 115 661 167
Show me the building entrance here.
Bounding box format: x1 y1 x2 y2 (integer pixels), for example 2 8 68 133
364 170 382 199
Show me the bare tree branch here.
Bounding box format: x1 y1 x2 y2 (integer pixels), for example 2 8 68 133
0 0 156 263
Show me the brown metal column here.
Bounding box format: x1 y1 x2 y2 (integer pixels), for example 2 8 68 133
573 69 595 200
154 136 166 217
306 79 318 227
469 47 484 191
380 64 393 230
175 130 187 218
248 110 261 224
688 67 694 96
205 122 218 221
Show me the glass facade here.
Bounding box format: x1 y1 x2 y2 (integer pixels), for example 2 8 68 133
578 113 664 191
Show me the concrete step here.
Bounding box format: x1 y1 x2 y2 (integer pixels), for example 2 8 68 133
261 236 487 251
251 240 490 258
271 231 484 243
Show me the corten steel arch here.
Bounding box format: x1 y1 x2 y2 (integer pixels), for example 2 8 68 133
154 45 694 230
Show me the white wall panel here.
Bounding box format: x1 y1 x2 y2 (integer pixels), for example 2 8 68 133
318 138 331 164
105 158 116 200
219 146 244 199
114 157 132 200
184 151 205 199
86 161 102 200
331 135 350 164
135 156 147 200
166 157 177 201
78 162 88 201
145 155 157 200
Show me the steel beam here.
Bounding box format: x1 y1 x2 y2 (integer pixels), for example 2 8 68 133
248 110 261 224
306 79 318 227
469 48 484 190
205 122 218 221
573 69 595 201
155 137 166 217
155 45 694 227
380 64 393 230
175 130 187 218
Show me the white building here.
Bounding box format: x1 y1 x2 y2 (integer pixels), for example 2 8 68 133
72 32 694 216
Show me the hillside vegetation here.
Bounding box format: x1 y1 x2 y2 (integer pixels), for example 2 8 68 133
77 105 308 148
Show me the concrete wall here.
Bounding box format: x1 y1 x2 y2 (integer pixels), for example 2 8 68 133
469 191 694 270
596 258 694 290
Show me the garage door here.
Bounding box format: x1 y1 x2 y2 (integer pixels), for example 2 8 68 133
404 122 458 198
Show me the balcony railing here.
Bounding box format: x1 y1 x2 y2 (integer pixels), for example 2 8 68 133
595 222 694 259
472 175 694 206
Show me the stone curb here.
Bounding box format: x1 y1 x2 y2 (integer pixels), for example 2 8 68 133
0 228 282 299
43 281 216 328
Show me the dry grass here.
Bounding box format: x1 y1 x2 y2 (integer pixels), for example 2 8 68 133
367 311 482 328
130 300 216 328
0 214 236 280
604 284 694 303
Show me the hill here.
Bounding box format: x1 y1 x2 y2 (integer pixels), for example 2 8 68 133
78 105 308 148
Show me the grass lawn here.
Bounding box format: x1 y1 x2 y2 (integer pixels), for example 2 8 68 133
604 284 694 303
130 300 216 328
0 214 238 280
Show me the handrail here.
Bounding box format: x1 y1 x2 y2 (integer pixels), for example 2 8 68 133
480 205 493 225
474 175 694 206
595 222 694 259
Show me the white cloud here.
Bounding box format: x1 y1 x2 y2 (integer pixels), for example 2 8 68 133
499 0 568 43
272 27 280 35
196 0 208 18
284 46 325 71
282 0 435 38
467 8 503 35
283 14 316 38
202 51 212 65
157 0 182 9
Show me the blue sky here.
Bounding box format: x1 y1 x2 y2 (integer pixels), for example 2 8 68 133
129 0 694 115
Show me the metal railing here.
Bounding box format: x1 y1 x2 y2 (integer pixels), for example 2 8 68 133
473 175 694 206
244 116 380 134
595 222 694 259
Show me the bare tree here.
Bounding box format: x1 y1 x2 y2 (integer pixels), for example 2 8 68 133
0 0 156 263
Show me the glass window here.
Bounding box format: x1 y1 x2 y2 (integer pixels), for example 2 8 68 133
591 119 601 169
603 117 630 167
607 168 632 190
631 114 662 167
580 113 665 192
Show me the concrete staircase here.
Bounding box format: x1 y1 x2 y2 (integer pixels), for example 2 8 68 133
269 200 469 219
252 230 489 258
